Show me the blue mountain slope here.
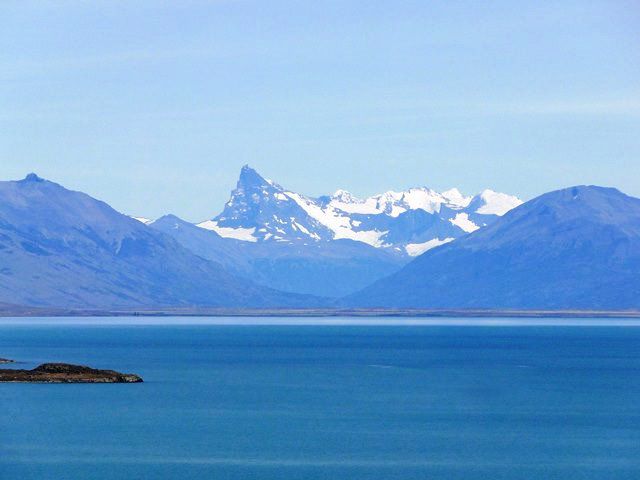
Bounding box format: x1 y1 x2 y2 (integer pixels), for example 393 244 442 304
151 214 401 297
345 186 640 309
0 174 313 309
150 214 246 269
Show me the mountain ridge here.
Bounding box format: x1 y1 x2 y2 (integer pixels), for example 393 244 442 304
345 185 640 309
193 165 522 256
0 174 317 308
5 171 636 310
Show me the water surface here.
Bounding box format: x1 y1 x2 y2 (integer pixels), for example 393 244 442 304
1 317 639 479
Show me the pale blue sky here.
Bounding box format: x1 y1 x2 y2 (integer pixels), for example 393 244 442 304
1 0 639 221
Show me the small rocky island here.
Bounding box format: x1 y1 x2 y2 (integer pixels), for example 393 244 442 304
0 358 14 364
0 363 143 383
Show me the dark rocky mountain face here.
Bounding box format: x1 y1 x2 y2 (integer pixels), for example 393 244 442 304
345 186 640 309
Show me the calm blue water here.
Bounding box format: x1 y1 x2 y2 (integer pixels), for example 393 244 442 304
1 317 639 480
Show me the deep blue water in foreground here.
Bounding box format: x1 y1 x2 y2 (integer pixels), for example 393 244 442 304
1 318 640 480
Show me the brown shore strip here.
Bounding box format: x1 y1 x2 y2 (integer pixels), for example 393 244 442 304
1 306 640 319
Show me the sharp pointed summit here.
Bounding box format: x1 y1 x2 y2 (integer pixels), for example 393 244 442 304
237 165 271 189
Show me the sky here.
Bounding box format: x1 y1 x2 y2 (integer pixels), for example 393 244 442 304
1 0 639 221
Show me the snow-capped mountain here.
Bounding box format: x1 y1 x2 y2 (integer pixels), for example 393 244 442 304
198 165 522 257
130 165 522 297
346 185 640 309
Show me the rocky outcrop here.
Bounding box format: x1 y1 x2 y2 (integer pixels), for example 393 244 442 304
0 363 143 383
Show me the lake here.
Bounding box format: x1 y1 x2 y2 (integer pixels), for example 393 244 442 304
1 317 639 479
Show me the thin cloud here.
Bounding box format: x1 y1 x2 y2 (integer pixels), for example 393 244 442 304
496 99 640 116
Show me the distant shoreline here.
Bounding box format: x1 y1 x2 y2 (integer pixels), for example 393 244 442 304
2 307 640 319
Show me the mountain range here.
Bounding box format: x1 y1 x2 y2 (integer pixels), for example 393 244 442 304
0 169 638 311
346 186 640 310
198 165 521 255
146 165 521 296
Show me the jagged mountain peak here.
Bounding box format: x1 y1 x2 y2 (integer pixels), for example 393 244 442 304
200 167 522 256
237 164 273 189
